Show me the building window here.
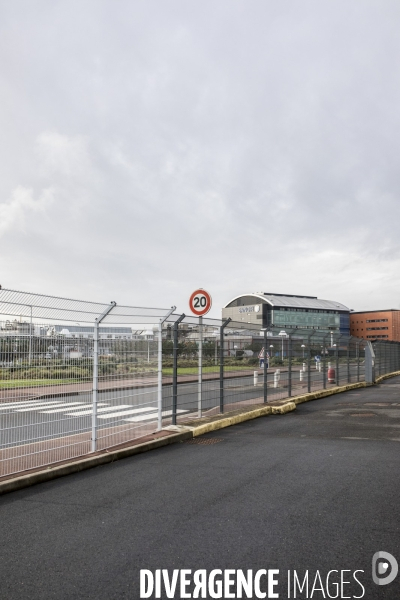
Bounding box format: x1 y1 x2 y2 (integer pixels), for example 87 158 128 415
366 319 388 323
367 335 388 339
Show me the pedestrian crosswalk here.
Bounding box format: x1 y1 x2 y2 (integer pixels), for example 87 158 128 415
0 398 189 423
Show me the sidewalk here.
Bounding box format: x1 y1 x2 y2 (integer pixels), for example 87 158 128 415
0 375 372 494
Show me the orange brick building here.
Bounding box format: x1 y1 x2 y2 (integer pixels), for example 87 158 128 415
350 310 400 341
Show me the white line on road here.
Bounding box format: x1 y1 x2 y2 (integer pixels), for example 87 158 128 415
41 403 107 414
0 400 64 410
65 404 133 416
123 409 189 423
15 402 79 412
97 406 158 419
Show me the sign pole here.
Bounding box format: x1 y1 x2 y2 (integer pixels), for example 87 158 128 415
198 315 203 418
188 289 212 420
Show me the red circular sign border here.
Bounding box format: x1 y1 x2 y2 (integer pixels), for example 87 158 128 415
189 289 212 317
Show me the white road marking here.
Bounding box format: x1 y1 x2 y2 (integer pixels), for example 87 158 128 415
97 406 158 419
15 402 76 412
0 400 64 410
123 409 189 423
41 403 106 414
65 404 132 416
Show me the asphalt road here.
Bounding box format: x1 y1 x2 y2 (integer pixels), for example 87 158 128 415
1 377 399 600
0 368 363 448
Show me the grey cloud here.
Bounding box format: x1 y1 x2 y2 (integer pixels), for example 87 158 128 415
1 0 400 314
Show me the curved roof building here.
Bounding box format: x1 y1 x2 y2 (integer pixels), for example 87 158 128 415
222 292 350 334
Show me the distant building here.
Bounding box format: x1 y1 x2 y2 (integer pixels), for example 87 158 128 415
350 310 400 341
222 292 350 335
54 325 134 340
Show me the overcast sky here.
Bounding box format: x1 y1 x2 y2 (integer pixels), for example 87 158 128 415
1 0 400 317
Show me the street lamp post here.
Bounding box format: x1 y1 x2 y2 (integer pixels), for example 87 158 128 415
278 330 287 361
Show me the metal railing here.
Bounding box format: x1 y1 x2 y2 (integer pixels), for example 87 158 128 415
162 320 371 425
1 288 400 479
0 289 174 477
373 340 400 378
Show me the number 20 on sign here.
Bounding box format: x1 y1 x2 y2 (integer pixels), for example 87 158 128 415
189 289 212 317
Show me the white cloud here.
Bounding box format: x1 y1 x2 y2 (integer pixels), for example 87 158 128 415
0 186 54 236
36 131 91 178
0 1 399 313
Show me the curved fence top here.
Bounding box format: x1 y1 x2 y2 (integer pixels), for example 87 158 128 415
0 289 370 343
0 288 174 325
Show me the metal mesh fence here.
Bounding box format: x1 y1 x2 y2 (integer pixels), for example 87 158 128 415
374 340 400 377
0 289 174 477
162 321 370 425
2 288 400 479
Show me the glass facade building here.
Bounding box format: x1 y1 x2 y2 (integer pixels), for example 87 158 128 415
222 292 350 335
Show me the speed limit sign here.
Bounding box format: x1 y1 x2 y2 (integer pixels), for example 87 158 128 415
189 289 212 316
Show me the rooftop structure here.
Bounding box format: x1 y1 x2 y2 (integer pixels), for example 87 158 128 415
223 292 350 334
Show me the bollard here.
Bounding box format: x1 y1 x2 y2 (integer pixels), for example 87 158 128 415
254 370 258 386
300 370 304 382
302 362 306 372
274 369 280 388
328 367 336 384
318 362 321 372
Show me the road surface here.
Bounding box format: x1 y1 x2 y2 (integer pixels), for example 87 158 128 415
0 376 398 599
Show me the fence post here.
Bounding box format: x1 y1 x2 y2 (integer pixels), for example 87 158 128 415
288 334 292 397
172 313 185 426
92 301 116 453
263 328 268 403
347 336 351 383
157 307 176 431
383 342 386 374
307 334 312 393
336 336 340 386
378 342 381 376
28 305 33 366
322 334 327 389
220 318 231 414
385 342 388 374
357 340 360 382
365 341 375 384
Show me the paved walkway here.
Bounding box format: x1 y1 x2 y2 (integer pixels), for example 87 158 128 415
0 376 399 599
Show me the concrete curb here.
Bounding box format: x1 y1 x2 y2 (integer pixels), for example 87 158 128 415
375 370 400 384
271 401 296 414
1 374 399 496
188 405 274 437
292 381 368 405
0 430 192 496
